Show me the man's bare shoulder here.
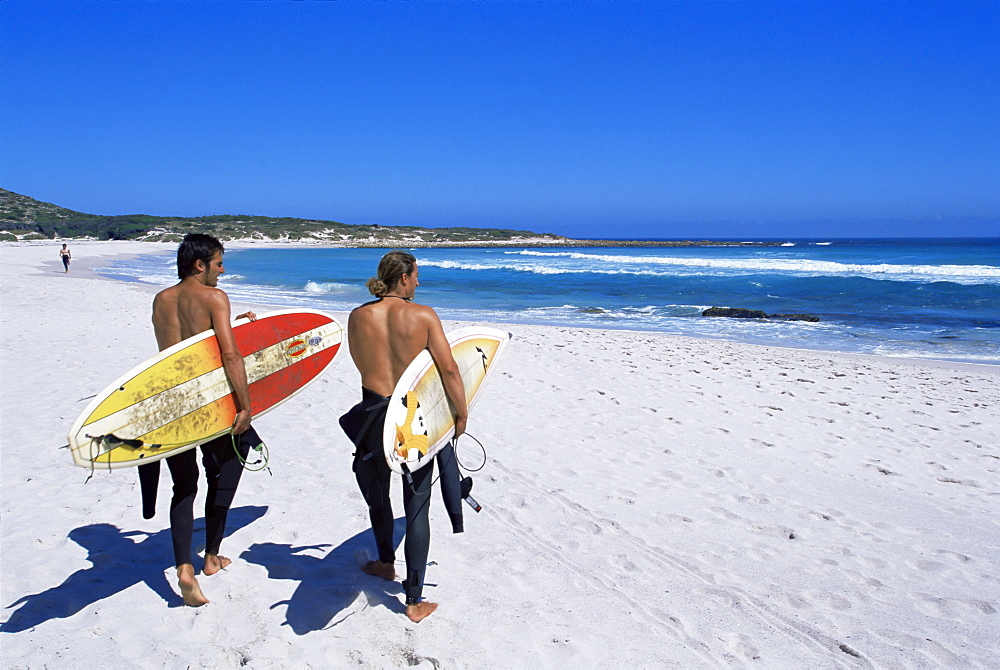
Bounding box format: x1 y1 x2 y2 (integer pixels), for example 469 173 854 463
409 301 442 322
181 283 231 310
349 299 381 316
394 300 432 314
388 301 440 328
154 283 181 301
154 279 224 300
203 285 231 305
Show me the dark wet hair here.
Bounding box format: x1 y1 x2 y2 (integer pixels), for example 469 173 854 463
366 250 416 297
177 233 224 279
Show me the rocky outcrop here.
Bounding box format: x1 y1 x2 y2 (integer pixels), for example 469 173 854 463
702 307 769 319
702 307 820 322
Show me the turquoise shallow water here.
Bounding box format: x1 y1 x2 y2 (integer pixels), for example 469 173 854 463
98 238 1000 365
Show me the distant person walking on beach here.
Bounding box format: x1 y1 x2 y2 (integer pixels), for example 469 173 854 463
59 244 71 273
144 233 260 607
340 251 468 623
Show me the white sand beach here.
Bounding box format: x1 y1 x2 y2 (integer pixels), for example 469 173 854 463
1 241 998 668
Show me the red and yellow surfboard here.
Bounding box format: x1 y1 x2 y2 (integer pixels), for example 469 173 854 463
68 309 343 469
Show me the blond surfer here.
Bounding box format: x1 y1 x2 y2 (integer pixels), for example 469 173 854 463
147 233 258 607
341 251 468 623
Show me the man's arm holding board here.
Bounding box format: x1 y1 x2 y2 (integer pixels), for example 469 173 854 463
210 289 253 435
422 307 469 438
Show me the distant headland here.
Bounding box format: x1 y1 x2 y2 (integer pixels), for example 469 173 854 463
0 188 777 248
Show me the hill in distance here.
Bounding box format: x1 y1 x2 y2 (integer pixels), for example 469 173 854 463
0 188 572 247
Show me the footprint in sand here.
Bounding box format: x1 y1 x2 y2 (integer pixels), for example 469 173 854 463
910 592 997 618
709 506 740 520
610 553 639 572
928 549 971 563
719 632 762 662
907 559 946 572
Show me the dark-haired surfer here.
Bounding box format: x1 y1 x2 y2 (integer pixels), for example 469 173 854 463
59 244 71 273
145 233 258 607
341 250 468 623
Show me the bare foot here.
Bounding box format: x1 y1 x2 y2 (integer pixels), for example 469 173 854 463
203 554 231 576
362 560 396 581
405 601 437 623
177 564 208 607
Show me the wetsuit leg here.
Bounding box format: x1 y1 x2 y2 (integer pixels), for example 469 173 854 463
138 460 160 520
402 461 435 605
355 426 395 564
165 448 199 567
201 430 252 556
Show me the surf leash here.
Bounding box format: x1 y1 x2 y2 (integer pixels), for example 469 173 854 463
399 432 488 512
231 423 271 474
454 433 487 512
454 432 488 473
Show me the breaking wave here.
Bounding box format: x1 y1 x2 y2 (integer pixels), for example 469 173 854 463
492 250 1000 284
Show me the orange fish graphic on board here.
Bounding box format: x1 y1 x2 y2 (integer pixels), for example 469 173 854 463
394 391 429 458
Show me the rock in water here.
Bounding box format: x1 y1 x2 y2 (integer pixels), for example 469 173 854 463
702 307 769 319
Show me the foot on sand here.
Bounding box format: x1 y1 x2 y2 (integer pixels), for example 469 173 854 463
177 564 208 607
203 554 231 576
362 560 396 581
406 601 438 623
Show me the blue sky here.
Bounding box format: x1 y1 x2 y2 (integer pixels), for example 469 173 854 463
2 1 997 238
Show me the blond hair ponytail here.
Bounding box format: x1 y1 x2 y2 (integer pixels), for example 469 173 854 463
367 251 416 297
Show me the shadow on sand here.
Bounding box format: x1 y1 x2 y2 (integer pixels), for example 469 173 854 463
0 505 267 633
241 517 410 634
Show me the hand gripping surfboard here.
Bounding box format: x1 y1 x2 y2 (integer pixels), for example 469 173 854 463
383 326 510 475
68 309 344 469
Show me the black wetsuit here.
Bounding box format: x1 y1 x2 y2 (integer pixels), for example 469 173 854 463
341 388 435 606
138 427 257 567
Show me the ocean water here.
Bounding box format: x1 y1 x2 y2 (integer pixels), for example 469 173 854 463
98 238 1000 365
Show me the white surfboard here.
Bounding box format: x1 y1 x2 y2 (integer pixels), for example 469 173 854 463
383 326 510 474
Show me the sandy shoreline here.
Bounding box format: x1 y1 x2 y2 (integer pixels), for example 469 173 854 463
2 241 998 668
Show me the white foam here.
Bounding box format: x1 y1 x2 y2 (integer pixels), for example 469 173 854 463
498 250 1000 284
304 280 354 294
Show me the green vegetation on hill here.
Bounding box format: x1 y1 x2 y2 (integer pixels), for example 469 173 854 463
0 188 565 246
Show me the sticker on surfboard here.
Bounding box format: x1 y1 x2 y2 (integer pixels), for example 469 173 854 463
383 326 510 474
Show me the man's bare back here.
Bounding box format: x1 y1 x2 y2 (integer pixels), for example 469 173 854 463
348 267 467 437
152 282 226 349
349 298 440 394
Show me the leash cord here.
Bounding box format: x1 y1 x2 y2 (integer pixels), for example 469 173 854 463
401 431 488 497
454 432 487 472
233 431 271 473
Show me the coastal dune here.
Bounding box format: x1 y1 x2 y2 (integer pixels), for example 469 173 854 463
1 241 997 668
